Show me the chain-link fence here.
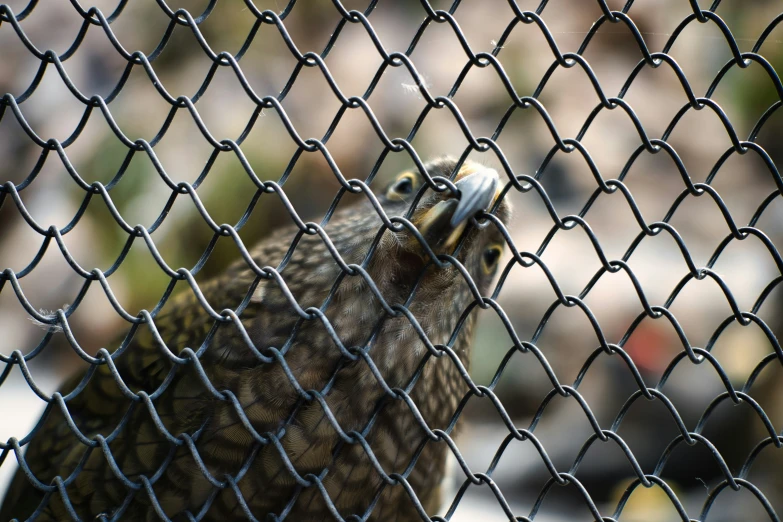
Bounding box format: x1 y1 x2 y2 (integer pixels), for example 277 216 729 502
2 0 783 520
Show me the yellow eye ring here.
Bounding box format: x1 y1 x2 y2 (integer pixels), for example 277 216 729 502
481 244 504 273
387 172 417 200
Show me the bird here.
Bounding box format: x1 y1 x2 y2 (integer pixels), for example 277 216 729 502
0 157 512 521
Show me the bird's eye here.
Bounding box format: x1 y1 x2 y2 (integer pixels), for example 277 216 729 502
394 176 413 194
387 173 416 199
481 244 503 273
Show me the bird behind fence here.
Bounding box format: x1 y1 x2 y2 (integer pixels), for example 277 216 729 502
0 158 511 521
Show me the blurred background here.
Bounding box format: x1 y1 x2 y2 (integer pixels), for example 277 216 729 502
2 0 783 520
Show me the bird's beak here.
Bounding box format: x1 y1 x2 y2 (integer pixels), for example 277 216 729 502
414 167 500 252
450 167 500 227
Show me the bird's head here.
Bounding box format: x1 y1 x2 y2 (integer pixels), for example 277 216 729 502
376 157 512 294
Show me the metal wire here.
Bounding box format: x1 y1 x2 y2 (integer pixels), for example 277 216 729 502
1 0 783 520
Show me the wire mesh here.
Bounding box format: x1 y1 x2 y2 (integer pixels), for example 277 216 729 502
1 0 783 521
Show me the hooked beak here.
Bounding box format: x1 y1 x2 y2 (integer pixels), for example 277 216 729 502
413 167 500 251
450 167 500 227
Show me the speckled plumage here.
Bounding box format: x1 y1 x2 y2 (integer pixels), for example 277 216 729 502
0 158 511 521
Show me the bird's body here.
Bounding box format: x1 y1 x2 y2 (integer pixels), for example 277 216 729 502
1 158 511 521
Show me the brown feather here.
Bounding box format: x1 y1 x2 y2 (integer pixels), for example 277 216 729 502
0 158 511 521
